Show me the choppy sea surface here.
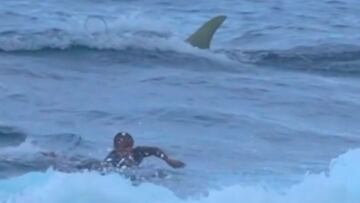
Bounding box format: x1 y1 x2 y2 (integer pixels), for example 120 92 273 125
0 0 360 202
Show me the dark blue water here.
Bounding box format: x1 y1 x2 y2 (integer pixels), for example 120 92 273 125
0 0 360 202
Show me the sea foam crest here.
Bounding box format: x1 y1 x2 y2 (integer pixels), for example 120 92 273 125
0 148 359 203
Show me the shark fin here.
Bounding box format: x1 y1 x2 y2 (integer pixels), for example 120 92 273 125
186 15 226 49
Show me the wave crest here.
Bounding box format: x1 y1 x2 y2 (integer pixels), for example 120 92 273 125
0 148 359 203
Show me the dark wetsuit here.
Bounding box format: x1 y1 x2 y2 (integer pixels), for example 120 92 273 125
103 146 168 168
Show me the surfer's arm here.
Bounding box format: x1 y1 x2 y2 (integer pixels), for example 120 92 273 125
134 146 185 168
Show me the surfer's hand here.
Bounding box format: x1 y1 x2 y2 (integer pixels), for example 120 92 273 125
167 159 185 168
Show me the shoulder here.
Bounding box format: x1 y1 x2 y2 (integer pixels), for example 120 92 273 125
133 146 165 157
133 146 157 155
133 146 146 153
108 150 116 155
133 146 157 152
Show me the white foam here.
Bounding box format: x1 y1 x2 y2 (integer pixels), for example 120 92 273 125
0 148 359 203
0 14 230 63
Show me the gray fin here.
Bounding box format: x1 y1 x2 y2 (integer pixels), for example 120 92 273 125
186 15 227 49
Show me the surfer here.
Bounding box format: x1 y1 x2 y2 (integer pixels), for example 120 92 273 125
102 132 185 169
40 132 185 171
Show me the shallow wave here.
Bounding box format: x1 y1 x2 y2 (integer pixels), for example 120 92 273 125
0 10 233 62
0 27 177 52
226 44 360 75
0 29 232 68
0 148 359 203
0 126 26 148
32 133 84 152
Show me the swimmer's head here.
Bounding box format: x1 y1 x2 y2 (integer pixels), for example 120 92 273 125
113 132 134 150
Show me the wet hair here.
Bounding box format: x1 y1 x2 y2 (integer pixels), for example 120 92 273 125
113 132 134 148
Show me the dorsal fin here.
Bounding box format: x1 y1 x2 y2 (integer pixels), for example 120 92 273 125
186 15 226 49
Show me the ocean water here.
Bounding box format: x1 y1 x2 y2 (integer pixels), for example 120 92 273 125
1 0 360 202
